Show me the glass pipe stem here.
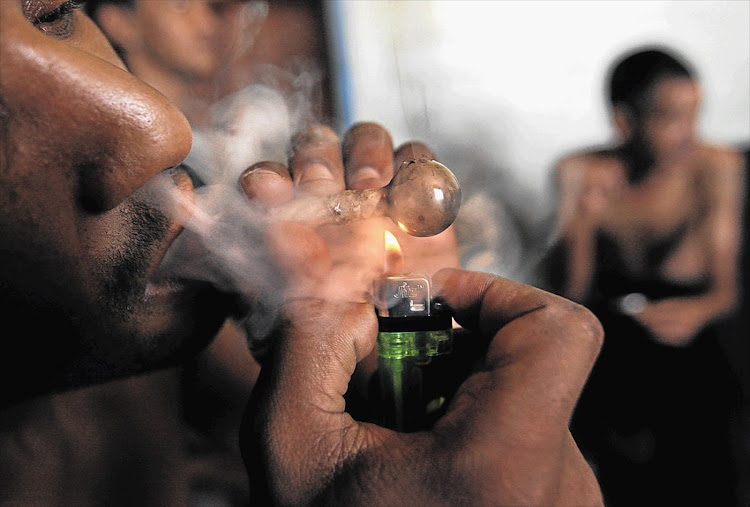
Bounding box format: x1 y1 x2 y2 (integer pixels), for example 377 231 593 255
268 187 387 228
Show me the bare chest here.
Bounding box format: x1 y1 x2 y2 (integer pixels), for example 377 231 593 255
600 170 703 240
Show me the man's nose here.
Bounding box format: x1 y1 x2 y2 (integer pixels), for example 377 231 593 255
2 27 193 213
75 74 193 212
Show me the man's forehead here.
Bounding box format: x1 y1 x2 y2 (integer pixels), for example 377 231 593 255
652 78 700 106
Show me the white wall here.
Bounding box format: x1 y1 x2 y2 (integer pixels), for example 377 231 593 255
333 0 750 234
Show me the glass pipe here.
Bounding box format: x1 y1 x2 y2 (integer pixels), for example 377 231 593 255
269 158 461 237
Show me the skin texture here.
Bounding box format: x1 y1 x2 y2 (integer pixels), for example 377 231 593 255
554 77 744 345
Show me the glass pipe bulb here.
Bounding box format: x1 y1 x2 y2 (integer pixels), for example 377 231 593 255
385 158 461 237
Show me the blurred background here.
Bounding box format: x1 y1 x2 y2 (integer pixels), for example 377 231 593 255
328 0 750 280
328 7 749 504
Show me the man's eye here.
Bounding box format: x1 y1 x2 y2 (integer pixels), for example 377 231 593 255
32 0 86 38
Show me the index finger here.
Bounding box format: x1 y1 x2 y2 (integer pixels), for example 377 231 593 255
240 161 294 207
433 269 600 341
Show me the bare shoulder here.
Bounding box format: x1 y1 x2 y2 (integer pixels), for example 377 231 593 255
557 149 607 172
693 144 745 204
695 143 744 173
555 148 622 187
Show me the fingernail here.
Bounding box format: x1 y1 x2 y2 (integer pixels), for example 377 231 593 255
244 167 282 180
296 162 344 195
241 161 283 181
242 168 282 187
241 168 284 200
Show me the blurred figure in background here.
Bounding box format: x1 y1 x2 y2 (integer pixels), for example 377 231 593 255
546 46 745 506
88 0 228 120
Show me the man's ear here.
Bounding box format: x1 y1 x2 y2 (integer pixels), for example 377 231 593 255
612 105 633 143
94 4 141 55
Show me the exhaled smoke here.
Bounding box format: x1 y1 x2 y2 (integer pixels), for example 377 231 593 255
223 2 270 65
155 181 290 359
154 6 381 358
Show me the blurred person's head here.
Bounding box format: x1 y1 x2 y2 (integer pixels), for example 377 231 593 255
0 0 234 403
607 46 700 170
86 0 240 105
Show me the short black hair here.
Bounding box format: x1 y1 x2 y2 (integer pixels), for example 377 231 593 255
607 46 696 115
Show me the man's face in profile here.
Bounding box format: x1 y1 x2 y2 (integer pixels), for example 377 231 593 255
0 0 230 394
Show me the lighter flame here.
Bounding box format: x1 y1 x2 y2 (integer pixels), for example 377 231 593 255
385 229 402 256
384 229 405 275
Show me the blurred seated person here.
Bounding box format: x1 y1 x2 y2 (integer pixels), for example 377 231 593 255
87 0 260 122
548 46 745 506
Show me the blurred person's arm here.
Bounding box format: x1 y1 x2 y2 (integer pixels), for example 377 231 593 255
552 156 601 302
634 146 745 345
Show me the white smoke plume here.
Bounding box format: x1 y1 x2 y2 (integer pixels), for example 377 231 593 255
153 2 380 358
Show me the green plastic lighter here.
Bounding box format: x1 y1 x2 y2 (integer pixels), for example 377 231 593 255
373 273 454 432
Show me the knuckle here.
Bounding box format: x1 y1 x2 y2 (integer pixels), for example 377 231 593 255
552 299 604 352
342 122 392 152
394 141 436 162
291 124 339 149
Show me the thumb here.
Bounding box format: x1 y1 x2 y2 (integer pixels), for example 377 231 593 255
242 297 378 505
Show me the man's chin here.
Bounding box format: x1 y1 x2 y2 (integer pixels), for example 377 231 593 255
116 279 233 370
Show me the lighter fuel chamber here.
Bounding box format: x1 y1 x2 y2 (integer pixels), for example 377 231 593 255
373 274 453 432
